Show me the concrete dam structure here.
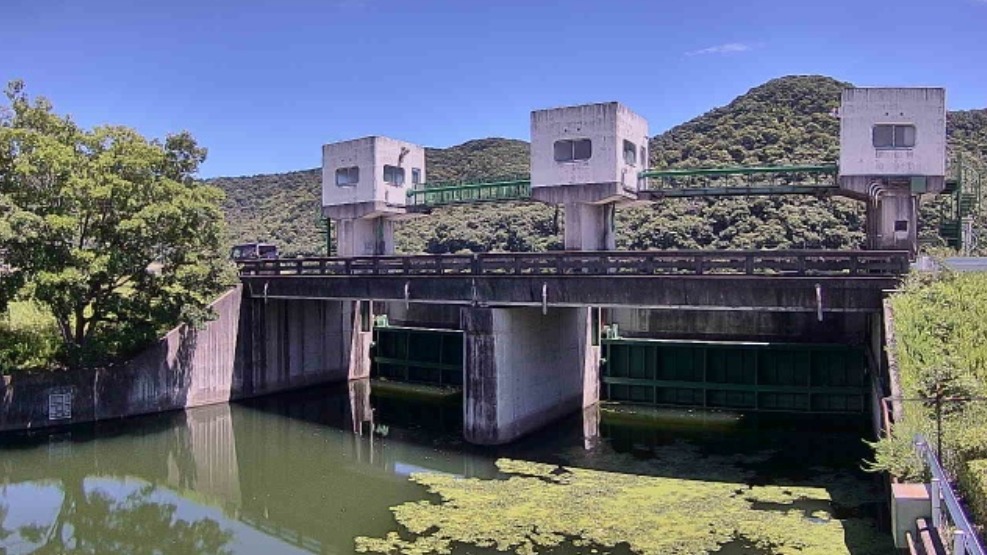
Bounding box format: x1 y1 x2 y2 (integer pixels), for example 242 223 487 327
231 86 947 446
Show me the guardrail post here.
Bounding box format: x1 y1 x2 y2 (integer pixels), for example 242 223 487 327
931 478 942 528
796 254 806 276
695 255 705 275
954 530 967 555
745 254 755 275
471 254 481 275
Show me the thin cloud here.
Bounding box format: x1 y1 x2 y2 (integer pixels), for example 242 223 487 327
686 42 754 56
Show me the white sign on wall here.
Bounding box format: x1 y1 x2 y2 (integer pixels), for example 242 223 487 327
48 391 72 420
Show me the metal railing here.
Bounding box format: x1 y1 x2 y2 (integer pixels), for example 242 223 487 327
914 434 986 555
239 250 910 278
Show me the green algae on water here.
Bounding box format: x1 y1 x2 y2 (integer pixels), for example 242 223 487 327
356 458 892 555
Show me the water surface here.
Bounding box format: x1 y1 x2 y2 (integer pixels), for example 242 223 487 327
0 382 891 554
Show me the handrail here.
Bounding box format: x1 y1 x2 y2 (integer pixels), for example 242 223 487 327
914 434 986 555
238 250 910 278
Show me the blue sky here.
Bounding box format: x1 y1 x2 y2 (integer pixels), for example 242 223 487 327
2 0 985 178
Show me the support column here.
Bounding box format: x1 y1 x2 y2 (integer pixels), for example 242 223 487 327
866 190 917 253
564 202 616 251
462 306 600 445
336 217 395 257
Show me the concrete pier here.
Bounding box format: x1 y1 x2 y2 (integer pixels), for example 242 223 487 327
335 217 396 257
462 306 600 445
564 202 616 251
865 188 917 252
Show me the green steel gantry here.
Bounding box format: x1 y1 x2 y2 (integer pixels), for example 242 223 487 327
405 165 841 210
638 164 839 198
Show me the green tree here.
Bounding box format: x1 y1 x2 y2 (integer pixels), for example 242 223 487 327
0 81 232 369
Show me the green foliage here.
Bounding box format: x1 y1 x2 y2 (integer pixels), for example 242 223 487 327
0 81 235 370
397 201 560 254
0 300 60 371
869 272 987 530
209 168 326 256
948 108 987 162
651 75 846 168
958 458 987 532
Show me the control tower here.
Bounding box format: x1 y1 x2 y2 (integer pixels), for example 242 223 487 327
529 102 649 250
838 88 946 253
322 136 425 256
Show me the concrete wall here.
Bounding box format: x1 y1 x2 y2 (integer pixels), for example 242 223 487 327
462 306 599 445
610 308 870 344
321 136 425 211
839 88 946 192
384 302 461 329
0 287 370 433
530 102 648 192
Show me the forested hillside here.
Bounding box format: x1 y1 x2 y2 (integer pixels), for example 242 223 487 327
209 75 987 256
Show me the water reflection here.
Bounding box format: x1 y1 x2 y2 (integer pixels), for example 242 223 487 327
0 380 889 554
0 478 233 554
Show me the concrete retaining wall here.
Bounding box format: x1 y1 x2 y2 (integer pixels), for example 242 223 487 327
1 286 366 433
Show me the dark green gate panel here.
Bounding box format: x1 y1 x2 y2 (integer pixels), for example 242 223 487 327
372 327 463 387
602 339 868 414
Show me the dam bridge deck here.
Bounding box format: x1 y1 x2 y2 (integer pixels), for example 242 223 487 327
239 250 907 312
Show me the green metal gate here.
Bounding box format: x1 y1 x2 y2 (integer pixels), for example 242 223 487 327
372 326 464 387
602 339 868 414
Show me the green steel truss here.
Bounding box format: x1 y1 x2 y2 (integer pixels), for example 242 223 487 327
406 176 531 210
602 338 867 414
405 165 842 209
638 165 840 198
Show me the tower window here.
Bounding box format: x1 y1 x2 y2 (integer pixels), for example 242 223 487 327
623 140 637 166
554 139 592 162
412 168 422 185
873 124 916 149
384 165 405 185
335 166 359 186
